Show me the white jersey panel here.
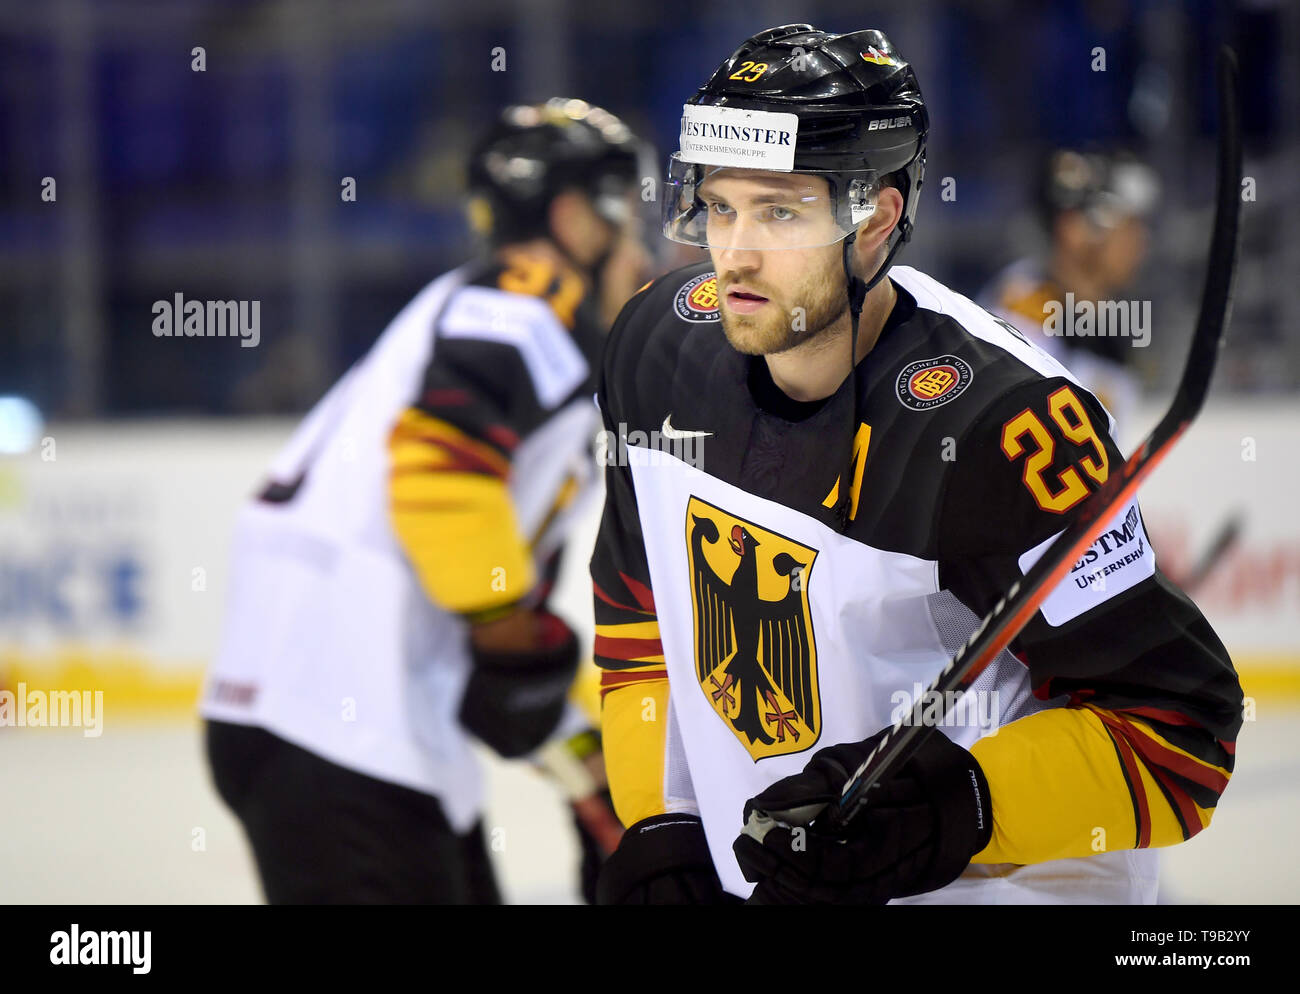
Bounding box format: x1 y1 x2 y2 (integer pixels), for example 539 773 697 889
627 443 1159 903
202 266 598 831
891 848 1159 904
628 446 950 896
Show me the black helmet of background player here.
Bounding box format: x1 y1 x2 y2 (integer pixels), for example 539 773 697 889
467 98 643 256
1039 149 1159 230
1039 149 1159 292
664 24 928 296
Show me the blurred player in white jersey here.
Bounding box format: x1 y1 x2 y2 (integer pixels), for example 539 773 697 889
979 149 1159 435
201 99 648 903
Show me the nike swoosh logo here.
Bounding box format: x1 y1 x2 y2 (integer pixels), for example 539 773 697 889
661 415 713 440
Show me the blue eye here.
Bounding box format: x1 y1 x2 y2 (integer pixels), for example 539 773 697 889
769 206 796 221
708 201 735 218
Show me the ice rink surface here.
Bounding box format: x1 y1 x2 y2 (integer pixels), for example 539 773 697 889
0 700 1295 905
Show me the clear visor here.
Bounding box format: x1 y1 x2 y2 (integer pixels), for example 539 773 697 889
662 153 879 250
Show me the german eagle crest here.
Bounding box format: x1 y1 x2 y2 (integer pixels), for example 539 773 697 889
685 496 821 761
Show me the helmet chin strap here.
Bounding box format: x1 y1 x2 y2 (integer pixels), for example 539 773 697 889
833 222 911 533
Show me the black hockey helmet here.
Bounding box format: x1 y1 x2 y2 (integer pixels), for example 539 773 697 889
467 98 643 245
1039 148 1160 231
664 24 928 253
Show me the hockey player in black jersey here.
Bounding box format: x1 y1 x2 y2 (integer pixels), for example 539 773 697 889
590 25 1241 904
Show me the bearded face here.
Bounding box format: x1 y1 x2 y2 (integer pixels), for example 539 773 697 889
699 170 851 355
713 244 849 355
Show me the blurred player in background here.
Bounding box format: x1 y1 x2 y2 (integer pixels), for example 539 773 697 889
979 149 1159 435
982 154 1236 629
200 98 649 903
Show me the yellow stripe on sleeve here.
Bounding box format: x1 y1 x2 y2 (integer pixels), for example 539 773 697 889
601 679 670 827
969 707 1167 864
388 414 535 615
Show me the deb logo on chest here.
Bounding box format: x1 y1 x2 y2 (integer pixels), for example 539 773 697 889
685 496 823 761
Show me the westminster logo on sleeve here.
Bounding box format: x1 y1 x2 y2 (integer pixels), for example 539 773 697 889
1019 499 1157 626
685 496 821 761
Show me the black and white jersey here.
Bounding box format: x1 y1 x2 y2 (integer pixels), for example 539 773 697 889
203 251 605 831
591 261 1240 902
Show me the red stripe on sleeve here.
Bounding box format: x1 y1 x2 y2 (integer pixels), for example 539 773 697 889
1142 764 1206 841
599 669 669 698
594 580 654 616
1096 712 1153 849
485 424 521 452
1111 718 1230 794
594 635 664 662
421 388 472 407
619 572 657 614
1117 706 1204 729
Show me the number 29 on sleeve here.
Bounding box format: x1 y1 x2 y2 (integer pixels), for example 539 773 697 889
1000 386 1110 514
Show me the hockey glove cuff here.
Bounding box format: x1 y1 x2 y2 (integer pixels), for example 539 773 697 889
596 814 739 905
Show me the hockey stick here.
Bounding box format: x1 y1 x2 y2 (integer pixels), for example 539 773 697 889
812 45 1244 834
1178 509 1244 595
535 739 625 855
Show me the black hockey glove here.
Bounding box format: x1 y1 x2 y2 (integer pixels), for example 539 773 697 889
732 726 993 905
457 611 580 759
596 814 739 905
